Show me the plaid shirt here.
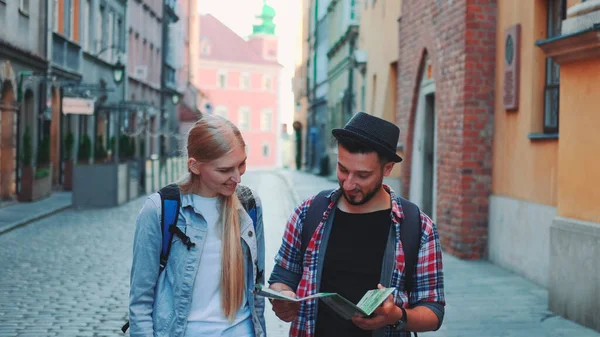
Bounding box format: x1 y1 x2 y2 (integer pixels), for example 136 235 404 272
273 185 445 337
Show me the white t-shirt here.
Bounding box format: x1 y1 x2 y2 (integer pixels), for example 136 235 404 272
185 194 253 337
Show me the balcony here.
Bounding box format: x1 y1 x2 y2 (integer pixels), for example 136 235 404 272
52 33 81 73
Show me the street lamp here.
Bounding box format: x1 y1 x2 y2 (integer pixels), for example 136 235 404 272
171 93 180 105
113 60 125 84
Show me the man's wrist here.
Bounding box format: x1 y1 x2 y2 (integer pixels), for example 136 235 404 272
390 306 407 330
389 305 404 326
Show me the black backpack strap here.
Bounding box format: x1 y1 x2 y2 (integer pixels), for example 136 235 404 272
300 189 335 257
158 184 181 272
399 197 422 298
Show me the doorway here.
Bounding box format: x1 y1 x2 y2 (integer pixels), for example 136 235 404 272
409 56 437 221
421 93 436 217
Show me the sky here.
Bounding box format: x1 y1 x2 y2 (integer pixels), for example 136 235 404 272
198 0 302 129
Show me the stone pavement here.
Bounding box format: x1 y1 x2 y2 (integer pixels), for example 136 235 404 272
0 195 138 337
0 192 72 235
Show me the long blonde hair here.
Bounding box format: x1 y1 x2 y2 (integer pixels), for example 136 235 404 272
179 114 245 321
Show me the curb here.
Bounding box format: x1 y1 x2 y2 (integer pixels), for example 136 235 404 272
0 205 72 236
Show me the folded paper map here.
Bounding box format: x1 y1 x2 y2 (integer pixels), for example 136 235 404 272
254 285 395 320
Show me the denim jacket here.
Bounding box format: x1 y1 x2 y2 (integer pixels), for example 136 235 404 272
128 187 266 337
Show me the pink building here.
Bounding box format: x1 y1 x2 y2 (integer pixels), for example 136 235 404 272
197 5 281 168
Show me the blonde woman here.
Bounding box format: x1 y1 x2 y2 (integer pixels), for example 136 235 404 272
128 115 266 337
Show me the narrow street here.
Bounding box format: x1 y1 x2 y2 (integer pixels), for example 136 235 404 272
0 170 598 337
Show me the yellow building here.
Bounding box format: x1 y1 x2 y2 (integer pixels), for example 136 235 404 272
354 0 402 192
492 0 600 331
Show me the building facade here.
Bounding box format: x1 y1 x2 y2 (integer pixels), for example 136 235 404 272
160 0 182 157
128 0 163 159
305 0 330 175
291 0 311 171
354 0 402 192
176 0 202 149
0 0 49 200
325 0 360 177
197 9 281 169
397 0 497 259
77 0 128 161
491 0 600 332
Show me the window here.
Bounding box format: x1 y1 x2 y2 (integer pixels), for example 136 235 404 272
156 48 161 82
97 6 104 53
240 73 250 90
107 12 114 62
117 18 123 53
361 82 366 111
69 0 75 40
263 75 272 91
238 107 251 130
82 0 91 51
218 70 227 88
544 0 565 133
149 44 154 81
214 106 228 119
262 143 270 157
53 0 59 32
19 0 29 15
260 109 272 131
63 0 71 37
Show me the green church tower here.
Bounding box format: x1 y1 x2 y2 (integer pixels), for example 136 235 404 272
252 0 276 35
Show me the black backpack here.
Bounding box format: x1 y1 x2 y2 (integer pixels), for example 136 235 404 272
300 189 423 300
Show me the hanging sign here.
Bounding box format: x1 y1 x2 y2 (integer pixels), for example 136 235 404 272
62 97 96 115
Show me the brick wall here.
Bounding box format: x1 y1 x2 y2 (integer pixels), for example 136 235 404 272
397 0 497 259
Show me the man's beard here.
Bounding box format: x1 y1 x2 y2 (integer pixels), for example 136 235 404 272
341 179 383 206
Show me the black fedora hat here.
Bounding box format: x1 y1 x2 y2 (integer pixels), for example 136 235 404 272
332 112 403 163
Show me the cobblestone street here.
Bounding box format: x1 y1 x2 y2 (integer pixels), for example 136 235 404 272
0 170 306 337
0 170 598 337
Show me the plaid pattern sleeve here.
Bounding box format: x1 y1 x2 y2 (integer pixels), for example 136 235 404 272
273 197 313 276
410 213 446 306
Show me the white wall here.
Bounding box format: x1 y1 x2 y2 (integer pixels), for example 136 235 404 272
488 195 557 288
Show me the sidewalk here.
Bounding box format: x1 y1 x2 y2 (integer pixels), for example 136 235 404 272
275 168 600 337
0 192 72 235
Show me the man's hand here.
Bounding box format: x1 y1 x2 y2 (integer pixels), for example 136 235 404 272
352 284 401 330
269 283 301 322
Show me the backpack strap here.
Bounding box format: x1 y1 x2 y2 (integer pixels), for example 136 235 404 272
158 184 181 272
398 197 422 298
237 185 258 228
236 185 262 283
300 189 335 257
122 184 182 334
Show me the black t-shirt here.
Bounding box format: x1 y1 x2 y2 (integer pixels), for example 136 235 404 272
315 207 392 337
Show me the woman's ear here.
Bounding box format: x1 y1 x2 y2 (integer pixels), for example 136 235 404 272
188 158 202 176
